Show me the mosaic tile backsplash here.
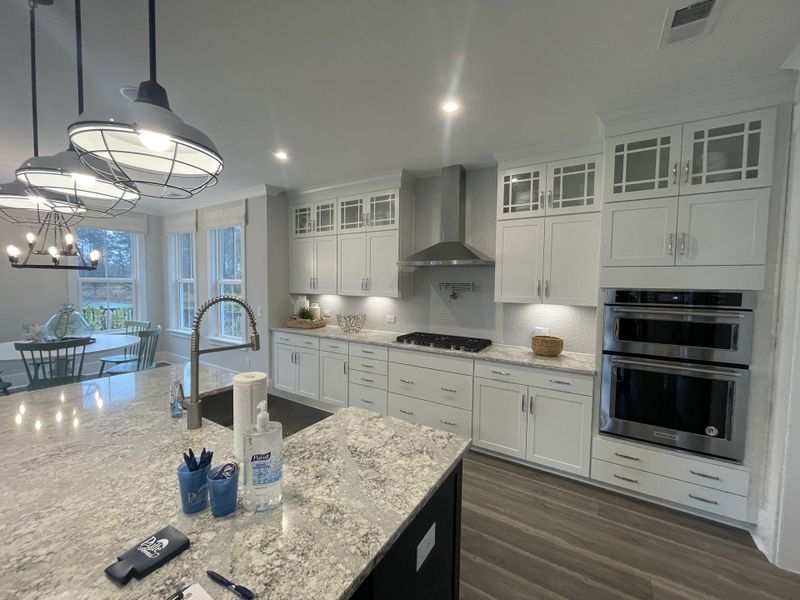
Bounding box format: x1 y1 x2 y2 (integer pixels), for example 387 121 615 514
307 167 599 355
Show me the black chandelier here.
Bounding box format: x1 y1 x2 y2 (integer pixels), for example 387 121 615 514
6 210 100 271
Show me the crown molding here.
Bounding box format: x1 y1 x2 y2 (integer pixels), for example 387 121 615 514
141 184 280 215
290 169 410 202
493 133 604 169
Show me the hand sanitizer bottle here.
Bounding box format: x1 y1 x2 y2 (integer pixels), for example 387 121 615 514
244 400 283 511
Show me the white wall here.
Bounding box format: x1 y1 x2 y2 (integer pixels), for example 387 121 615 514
266 193 291 373
303 167 598 354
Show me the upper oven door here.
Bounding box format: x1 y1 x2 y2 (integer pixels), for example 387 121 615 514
603 305 753 365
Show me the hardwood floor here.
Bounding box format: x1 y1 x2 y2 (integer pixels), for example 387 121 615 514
461 451 800 600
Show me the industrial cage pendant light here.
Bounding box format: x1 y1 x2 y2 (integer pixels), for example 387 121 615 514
67 0 223 200
15 0 140 219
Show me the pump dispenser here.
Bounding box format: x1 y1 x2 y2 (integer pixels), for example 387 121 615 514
243 400 283 511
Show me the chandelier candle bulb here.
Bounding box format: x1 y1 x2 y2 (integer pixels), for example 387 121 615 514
25 233 35 245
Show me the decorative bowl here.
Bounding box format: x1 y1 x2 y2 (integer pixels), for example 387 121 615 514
336 313 366 334
532 335 563 357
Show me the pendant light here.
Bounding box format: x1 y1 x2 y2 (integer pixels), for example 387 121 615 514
6 210 100 271
0 0 85 227
67 0 223 200
15 0 140 220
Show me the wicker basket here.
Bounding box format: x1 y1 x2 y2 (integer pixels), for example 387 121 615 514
532 335 563 357
285 317 326 329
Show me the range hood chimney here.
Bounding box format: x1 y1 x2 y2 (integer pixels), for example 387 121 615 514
398 165 494 267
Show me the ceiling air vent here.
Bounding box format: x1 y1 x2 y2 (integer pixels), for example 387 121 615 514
658 0 721 47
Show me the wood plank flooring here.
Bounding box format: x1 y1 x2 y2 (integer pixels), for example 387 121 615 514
461 451 800 600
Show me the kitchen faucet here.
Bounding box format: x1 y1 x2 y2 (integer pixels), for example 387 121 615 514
182 295 260 429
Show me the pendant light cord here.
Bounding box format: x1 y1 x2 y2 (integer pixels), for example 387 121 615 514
29 0 38 157
148 0 157 81
75 0 83 115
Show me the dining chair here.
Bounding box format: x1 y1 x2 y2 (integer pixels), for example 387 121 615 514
0 370 11 395
14 338 91 390
97 320 151 376
106 326 161 376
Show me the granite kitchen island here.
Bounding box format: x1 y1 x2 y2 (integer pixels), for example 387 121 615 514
0 364 469 600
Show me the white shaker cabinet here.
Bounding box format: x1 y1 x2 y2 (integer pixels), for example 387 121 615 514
543 213 600 306
494 219 545 303
337 231 400 297
273 344 297 395
497 164 547 220
290 198 337 237
545 155 601 216
320 351 348 407
338 233 368 296
526 387 592 476
601 197 679 267
290 236 337 294
472 378 528 459
272 338 319 401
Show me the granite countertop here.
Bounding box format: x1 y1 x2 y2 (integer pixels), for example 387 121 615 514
0 364 469 600
272 326 596 375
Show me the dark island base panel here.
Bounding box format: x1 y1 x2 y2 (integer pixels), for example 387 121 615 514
352 462 463 600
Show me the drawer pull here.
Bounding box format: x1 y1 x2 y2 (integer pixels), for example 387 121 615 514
441 387 457 393
549 379 571 386
613 474 639 484
399 409 414 415
440 419 456 426
279 337 289 342
614 452 640 462
491 369 510 376
304 341 313 345
689 470 721 481
361 350 375 355
329 344 340 349
361 377 374 383
360 398 374 404
361 363 374 368
399 378 415 385
688 493 719 505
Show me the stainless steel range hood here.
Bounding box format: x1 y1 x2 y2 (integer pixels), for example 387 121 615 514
398 165 494 267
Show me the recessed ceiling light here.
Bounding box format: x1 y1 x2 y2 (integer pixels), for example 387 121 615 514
440 99 461 114
273 150 289 162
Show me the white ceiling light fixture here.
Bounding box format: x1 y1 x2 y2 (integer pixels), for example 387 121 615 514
68 0 224 200
15 0 140 221
273 150 289 162
440 99 461 114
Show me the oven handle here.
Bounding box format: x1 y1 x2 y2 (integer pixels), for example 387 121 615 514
608 307 749 320
609 356 745 379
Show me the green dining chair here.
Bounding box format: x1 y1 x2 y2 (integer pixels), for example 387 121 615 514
14 338 91 390
106 326 161 376
0 370 11 395
97 320 151 376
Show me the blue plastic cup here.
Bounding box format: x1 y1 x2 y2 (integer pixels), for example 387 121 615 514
177 463 211 514
208 463 240 518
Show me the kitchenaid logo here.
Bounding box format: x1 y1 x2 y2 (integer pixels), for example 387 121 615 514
251 452 272 462
137 536 169 559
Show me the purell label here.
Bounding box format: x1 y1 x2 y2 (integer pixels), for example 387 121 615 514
251 449 281 486
251 452 272 462
137 536 169 559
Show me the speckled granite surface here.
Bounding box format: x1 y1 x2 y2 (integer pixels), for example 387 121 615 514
272 326 596 374
0 364 468 600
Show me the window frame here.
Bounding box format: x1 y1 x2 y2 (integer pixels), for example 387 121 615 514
168 231 197 332
207 224 246 343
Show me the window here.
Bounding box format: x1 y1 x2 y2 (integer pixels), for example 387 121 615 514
209 225 244 340
77 228 137 331
169 232 196 330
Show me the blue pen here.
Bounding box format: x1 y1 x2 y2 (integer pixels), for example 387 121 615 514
207 570 254 599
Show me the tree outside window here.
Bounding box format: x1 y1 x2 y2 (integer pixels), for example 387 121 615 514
210 225 243 339
171 232 195 330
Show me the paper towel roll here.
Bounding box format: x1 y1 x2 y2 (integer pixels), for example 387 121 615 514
232 371 268 462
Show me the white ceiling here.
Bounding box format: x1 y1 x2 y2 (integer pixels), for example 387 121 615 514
2 0 800 213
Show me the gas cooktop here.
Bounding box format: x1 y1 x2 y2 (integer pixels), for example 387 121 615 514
395 332 492 353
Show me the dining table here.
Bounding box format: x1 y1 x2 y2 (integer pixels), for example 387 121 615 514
0 333 140 363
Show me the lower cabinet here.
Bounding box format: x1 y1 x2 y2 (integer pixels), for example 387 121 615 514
320 351 348 407
388 393 472 438
349 382 388 415
473 377 592 476
272 340 319 401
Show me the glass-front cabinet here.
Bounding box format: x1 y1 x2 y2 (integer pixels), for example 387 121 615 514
367 190 399 230
680 108 775 195
604 126 683 203
546 155 601 216
338 195 366 233
497 164 546 220
314 199 337 236
290 202 315 237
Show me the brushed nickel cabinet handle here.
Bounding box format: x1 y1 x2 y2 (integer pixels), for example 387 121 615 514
529 397 534 414
614 452 640 461
547 190 553 208
549 379 571 386
440 419 456 426
539 190 544 207
361 350 375 355
521 394 526 412
441 387 457 393
343 361 347 374
360 398 374 404
491 369 510 376
672 161 678 184
679 233 687 256
399 378 415 385
613 474 639 484
399 409 414 415
361 377 374 383
537 280 542 298
667 232 674 256
689 493 718 505
545 280 550 298
689 470 720 481
361 363 374 368
683 160 690 183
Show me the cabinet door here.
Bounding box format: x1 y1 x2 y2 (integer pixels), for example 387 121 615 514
680 108 775 195
366 230 399 297
289 238 315 294
495 220 545 303
273 344 297 394
545 155 601 216
497 165 547 220
676 189 769 266
338 195 367 233
604 126 682 202
338 233 367 296
314 236 337 294
544 213 600 306
601 197 679 267
472 378 527 459
320 351 348 408
367 189 399 231
290 202 315 237
314 198 338 236
295 348 319 401
526 387 592 476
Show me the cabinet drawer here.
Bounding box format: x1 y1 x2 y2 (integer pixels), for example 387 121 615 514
320 339 348 355
350 357 388 376
389 363 472 411
350 343 388 361
349 383 388 415
474 360 593 396
591 459 748 521
349 370 388 390
593 437 749 496
389 348 474 376
273 332 319 349
388 393 472 439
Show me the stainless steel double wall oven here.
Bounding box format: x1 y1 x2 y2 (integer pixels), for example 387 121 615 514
600 289 755 462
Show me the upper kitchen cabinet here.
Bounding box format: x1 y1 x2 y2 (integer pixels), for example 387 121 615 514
337 231 401 297
680 109 775 195
338 194 367 233
290 198 338 238
497 164 546 220
338 189 400 234
290 236 337 294
604 126 683 203
495 219 545 303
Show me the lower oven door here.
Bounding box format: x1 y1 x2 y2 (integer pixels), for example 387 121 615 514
600 355 749 461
